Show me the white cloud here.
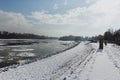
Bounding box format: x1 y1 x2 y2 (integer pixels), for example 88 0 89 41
86 0 96 4
0 10 33 33
30 0 120 36
1 0 120 37
31 7 90 25
64 0 68 6
32 0 120 26
53 4 59 10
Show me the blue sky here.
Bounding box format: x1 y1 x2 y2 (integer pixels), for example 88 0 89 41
0 0 120 37
0 0 86 14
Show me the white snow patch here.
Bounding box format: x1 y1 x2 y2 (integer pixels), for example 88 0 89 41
9 52 16 57
90 51 120 80
0 47 6 51
0 57 4 58
6 45 30 48
0 43 6 46
18 60 30 64
17 52 35 57
0 59 3 62
12 48 34 52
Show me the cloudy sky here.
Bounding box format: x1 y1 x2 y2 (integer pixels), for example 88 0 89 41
0 0 120 37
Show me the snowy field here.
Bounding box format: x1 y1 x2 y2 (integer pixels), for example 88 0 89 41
0 42 120 80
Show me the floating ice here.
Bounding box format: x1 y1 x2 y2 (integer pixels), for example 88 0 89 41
12 48 34 52
17 52 35 57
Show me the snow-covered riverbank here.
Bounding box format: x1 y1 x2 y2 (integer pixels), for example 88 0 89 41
1 42 120 80
0 42 94 80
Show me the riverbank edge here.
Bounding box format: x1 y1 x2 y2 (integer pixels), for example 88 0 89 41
0 41 81 73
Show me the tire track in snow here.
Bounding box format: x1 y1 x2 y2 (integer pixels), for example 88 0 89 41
60 49 96 80
78 50 97 80
49 44 120 80
105 45 120 73
49 44 96 80
89 49 120 80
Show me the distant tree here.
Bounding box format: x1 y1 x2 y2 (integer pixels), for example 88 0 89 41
75 36 82 42
59 35 88 41
113 29 120 45
104 29 114 42
0 31 50 39
59 35 75 41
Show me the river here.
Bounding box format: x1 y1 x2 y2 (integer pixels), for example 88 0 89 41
0 39 77 68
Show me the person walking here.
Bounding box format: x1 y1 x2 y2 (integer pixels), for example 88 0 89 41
99 38 103 49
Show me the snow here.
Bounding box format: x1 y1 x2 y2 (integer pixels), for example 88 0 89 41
79 48 120 80
12 48 34 52
6 45 30 48
18 60 30 64
0 59 3 62
105 44 120 71
0 43 6 46
17 52 35 57
9 52 16 57
0 46 6 51
89 50 120 80
0 42 120 80
0 48 5 51
0 42 94 80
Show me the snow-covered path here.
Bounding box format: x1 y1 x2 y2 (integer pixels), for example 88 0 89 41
53 44 120 80
90 50 120 80
0 42 120 80
80 48 120 80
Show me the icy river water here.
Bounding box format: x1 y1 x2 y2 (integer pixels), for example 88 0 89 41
0 39 77 68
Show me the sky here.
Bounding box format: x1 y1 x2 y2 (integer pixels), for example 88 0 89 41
0 0 120 37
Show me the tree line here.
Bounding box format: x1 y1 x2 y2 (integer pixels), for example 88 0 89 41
104 29 120 44
59 28 120 45
59 35 89 41
0 31 49 39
